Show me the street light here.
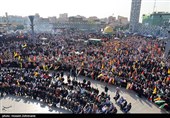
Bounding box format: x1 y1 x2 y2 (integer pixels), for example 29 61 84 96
28 15 34 41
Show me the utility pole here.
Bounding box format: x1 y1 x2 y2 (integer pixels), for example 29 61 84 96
5 12 9 31
28 15 35 42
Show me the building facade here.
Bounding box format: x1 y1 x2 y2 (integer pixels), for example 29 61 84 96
129 0 142 33
142 12 170 27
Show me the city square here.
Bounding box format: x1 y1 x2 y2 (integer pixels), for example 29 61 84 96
0 0 170 115
0 74 168 114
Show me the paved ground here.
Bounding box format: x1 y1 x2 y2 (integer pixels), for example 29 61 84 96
0 72 169 114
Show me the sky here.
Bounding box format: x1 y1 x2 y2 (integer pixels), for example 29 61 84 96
0 0 170 22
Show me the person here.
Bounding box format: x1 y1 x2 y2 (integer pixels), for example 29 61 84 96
105 85 109 95
123 103 132 113
113 91 120 101
120 99 127 110
0 82 3 97
117 96 124 106
83 103 92 114
116 87 120 94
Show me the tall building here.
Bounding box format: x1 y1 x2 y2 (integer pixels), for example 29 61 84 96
129 0 142 32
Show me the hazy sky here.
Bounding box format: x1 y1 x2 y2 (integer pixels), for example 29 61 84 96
0 0 170 22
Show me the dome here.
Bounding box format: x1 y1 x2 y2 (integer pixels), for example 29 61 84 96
103 26 113 34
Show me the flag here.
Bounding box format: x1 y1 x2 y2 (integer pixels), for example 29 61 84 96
111 68 114 72
14 52 19 58
159 103 168 109
20 62 22 68
154 97 161 101
34 72 39 77
168 68 170 74
43 65 46 71
22 43 27 48
28 57 31 62
153 86 157 94
98 73 103 78
18 55 21 61
101 63 104 69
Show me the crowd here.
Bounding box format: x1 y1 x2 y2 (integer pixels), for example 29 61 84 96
0 29 170 112
0 68 118 114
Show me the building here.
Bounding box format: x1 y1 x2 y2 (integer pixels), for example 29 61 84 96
142 12 170 27
118 16 129 25
68 16 83 22
34 18 53 32
108 16 116 24
48 16 57 24
87 16 99 22
129 0 142 32
58 13 68 22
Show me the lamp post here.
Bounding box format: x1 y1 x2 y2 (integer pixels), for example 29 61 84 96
28 15 34 42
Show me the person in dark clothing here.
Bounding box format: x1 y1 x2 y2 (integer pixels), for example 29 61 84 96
105 86 109 94
83 79 86 84
123 103 132 113
112 107 117 114
113 92 120 101
61 71 64 78
0 82 4 97
33 88 38 100
120 100 127 110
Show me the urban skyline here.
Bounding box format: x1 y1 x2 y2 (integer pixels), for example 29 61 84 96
0 0 170 22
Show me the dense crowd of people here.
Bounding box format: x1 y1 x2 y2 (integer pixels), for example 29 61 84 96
0 29 170 112
0 68 119 114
